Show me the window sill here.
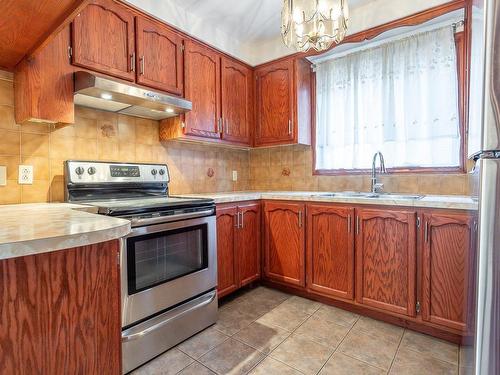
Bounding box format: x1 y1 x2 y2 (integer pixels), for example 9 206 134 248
313 166 466 176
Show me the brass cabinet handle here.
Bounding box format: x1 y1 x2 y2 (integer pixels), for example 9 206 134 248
140 56 145 75
234 212 239 228
240 211 244 229
298 210 303 228
288 119 292 135
356 216 360 235
348 215 351 233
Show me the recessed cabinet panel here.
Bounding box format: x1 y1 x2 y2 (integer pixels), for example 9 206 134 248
306 204 355 300
238 203 261 285
135 17 184 95
216 206 239 297
421 212 475 332
183 40 221 139
72 0 135 81
263 201 305 287
355 208 417 317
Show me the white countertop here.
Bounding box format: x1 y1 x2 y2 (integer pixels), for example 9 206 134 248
0 203 131 260
182 191 478 210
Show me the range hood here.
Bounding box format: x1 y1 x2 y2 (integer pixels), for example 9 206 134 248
74 71 192 120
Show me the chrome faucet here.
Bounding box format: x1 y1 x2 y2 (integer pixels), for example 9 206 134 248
371 151 387 193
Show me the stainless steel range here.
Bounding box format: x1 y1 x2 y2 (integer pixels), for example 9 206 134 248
64 160 217 374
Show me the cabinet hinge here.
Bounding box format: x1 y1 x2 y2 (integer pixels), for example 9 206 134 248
416 301 421 314
117 251 120 266
68 46 73 60
180 44 185 52
180 121 186 129
416 217 421 228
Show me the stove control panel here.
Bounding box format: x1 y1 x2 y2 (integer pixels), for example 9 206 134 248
65 161 169 184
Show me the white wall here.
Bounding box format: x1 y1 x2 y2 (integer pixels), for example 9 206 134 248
126 0 454 66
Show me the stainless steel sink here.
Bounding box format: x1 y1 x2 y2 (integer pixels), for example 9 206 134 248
315 191 424 200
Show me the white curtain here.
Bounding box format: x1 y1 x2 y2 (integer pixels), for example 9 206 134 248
315 26 461 170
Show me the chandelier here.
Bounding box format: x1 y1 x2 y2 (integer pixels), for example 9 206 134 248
281 0 349 52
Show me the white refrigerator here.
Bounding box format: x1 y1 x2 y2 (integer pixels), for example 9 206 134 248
468 0 500 374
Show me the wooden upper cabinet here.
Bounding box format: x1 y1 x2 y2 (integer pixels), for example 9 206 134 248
263 201 305 287
306 204 355 300
255 60 294 145
421 212 476 332
221 57 252 144
71 0 135 81
183 40 221 139
238 203 261 286
356 208 417 317
216 206 239 298
255 58 312 147
135 17 184 95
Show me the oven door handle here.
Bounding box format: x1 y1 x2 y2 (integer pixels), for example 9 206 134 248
129 208 215 227
122 290 217 342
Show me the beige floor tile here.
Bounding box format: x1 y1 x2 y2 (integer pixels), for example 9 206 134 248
400 330 458 365
351 316 404 343
233 320 291 353
319 352 385 375
294 315 350 348
177 326 230 359
199 338 265 375
215 305 259 335
313 305 359 328
249 357 303 375
178 362 216 375
390 347 458 375
270 334 334 375
338 329 400 371
130 348 194 375
279 296 322 315
256 304 311 332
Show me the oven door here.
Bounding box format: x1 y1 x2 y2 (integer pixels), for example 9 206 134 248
120 215 216 327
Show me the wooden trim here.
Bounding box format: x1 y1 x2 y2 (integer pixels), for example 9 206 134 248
310 0 469 176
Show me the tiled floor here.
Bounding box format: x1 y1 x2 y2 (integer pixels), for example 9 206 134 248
131 286 474 375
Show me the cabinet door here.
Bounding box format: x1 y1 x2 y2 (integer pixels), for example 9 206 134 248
221 57 252 144
422 212 475 332
72 0 135 81
237 203 261 286
216 206 239 298
356 208 417 317
255 60 294 146
307 204 355 300
184 40 221 139
263 202 305 287
135 17 184 95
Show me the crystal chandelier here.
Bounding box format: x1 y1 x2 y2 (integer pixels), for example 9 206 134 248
281 0 349 52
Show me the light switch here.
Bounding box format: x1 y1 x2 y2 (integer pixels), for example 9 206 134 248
232 170 238 181
18 165 33 184
0 166 6 186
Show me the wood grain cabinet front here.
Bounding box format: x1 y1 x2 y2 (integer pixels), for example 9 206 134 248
355 208 417 318
306 204 355 300
263 201 306 287
135 16 184 95
216 202 261 298
254 58 312 147
421 212 476 332
71 0 136 81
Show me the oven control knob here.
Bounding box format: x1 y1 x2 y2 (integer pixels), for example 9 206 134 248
87 167 97 175
75 167 85 176
159 169 165 176
151 169 158 176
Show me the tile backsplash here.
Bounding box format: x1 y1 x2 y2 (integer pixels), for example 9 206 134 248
0 72 473 205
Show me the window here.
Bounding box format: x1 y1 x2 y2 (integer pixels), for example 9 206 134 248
315 26 462 172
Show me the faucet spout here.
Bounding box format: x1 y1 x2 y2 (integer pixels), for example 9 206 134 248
371 151 387 193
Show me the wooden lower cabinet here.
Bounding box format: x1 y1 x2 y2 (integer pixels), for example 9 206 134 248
355 208 417 317
263 201 305 287
0 241 121 374
421 212 476 332
306 204 355 300
216 202 261 298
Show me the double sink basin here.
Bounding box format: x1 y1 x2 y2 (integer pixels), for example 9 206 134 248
313 191 424 200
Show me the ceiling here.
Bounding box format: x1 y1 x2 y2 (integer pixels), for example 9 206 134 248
166 0 369 45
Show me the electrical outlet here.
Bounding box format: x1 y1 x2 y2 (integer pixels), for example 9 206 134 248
0 166 6 186
18 165 33 184
232 170 238 182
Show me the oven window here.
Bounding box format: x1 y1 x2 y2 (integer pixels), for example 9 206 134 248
127 224 208 294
